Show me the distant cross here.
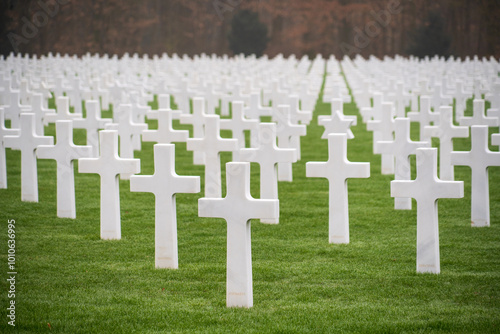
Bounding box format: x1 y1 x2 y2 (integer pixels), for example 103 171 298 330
245 92 272 120
43 96 82 125
30 93 54 135
240 123 297 224
220 101 259 161
391 148 463 274
4 113 53 202
130 144 200 269
78 130 140 240
0 108 19 188
288 95 312 125
187 115 238 198
451 126 500 227
454 81 469 121
3 90 31 128
367 102 395 174
306 133 370 244
73 100 112 157
407 96 438 142
198 162 278 308
37 121 93 218
275 105 305 181
459 99 498 127
106 104 146 179
375 118 430 210
180 97 210 165
424 106 469 180
143 109 188 144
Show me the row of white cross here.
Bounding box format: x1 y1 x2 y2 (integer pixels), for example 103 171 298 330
1 53 500 309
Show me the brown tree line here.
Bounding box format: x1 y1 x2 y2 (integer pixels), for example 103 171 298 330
1 0 498 59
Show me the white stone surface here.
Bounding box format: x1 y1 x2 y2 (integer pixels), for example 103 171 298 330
130 144 200 269
239 123 297 224
318 110 354 139
451 126 500 227
37 121 93 218
143 109 188 144
275 105 305 181
43 96 81 125
180 97 210 165
0 108 19 189
78 130 140 239
408 96 439 143
424 106 469 180
459 99 498 127
106 104 146 179
187 115 238 198
245 93 272 120
198 162 278 308
220 101 259 161
4 113 53 202
391 148 464 274
73 100 112 157
492 133 500 147
367 102 395 174
375 118 430 210
306 133 370 244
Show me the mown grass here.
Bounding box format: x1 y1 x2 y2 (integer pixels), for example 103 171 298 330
0 72 499 333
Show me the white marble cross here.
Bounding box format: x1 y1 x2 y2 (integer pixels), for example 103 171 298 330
78 130 140 239
143 109 188 144
459 99 498 127
106 104 147 179
391 148 464 274
239 123 297 224
0 108 19 189
454 81 469 121
245 92 272 120
198 162 278 308
306 133 370 244
3 91 31 129
73 100 112 157
288 95 313 125
275 105 306 181
130 144 200 269
187 115 238 198
180 97 210 165
367 102 395 174
37 120 93 218
30 93 53 135
424 106 469 180
408 96 439 142
375 118 430 210
220 101 259 161
451 125 500 227
43 96 81 125
4 113 53 202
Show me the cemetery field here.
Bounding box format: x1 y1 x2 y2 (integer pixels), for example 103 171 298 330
1 90 500 333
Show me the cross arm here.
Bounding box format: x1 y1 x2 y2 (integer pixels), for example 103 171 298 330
306 161 328 179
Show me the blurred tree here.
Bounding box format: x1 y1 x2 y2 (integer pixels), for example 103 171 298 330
228 10 269 57
407 11 451 58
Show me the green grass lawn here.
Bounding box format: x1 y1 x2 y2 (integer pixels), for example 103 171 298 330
1 72 499 333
